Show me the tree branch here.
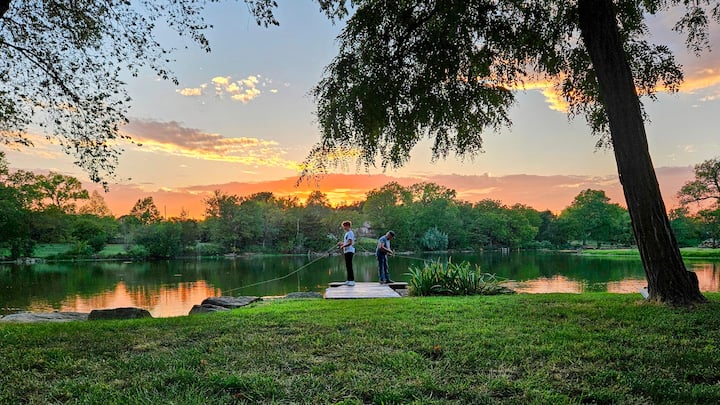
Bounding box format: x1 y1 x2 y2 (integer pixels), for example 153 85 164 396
0 0 10 18
0 39 81 104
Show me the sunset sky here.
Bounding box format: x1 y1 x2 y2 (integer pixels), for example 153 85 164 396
3 2 720 218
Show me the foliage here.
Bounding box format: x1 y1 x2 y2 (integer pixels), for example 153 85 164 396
678 157 720 207
697 208 720 248
679 157 720 247
0 0 276 183
558 189 630 247
0 181 32 258
407 259 511 296
78 191 113 217
420 227 448 251
670 207 704 248
5 170 89 213
2 156 718 256
135 222 183 259
129 197 162 225
125 244 150 260
300 0 711 172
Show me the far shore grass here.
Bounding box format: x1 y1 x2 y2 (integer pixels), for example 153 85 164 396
580 247 720 259
2 294 720 403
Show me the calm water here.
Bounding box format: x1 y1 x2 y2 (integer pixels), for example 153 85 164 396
1 252 719 317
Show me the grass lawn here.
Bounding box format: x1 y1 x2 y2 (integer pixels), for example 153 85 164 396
2 294 720 403
581 247 720 259
98 243 128 257
32 243 73 258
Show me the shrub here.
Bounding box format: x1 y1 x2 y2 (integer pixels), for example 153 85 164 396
420 227 449 251
407 259 513 296
126 245 150 260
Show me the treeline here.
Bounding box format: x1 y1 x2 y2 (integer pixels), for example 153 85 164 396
1 153 718 260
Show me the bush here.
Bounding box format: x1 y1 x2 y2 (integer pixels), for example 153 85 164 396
126 245 150 260
420 227 449 251
180 242 224 257
407 259 513 296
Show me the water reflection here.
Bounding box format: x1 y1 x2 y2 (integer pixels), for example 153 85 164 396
1 252 718 318
509 276 584 294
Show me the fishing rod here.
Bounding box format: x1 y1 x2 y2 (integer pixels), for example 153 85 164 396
355 243 429 262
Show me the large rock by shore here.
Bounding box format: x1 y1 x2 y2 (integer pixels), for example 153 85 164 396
88 307 152 321
188 296 261 315
0 312 89 323
189 304 230 315
201 296 260 308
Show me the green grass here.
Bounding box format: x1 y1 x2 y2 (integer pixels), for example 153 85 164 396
32 243 129 259
2 294 720 403
581 247 720 259
33 243 73 258
98 244 128 257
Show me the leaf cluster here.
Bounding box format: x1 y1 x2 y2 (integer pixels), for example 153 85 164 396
407 258 511 296
0 0 277 185
306 0 716 171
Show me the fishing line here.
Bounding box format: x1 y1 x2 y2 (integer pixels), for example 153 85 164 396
223 246 337 294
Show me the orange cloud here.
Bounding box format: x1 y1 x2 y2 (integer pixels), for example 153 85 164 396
92 167 694 219
511 79 569 112
122 119 299 169
679 68 720 93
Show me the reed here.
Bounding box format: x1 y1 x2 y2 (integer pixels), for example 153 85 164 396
407 259 512 296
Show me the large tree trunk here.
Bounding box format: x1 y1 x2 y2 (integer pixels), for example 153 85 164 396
577 0 705 305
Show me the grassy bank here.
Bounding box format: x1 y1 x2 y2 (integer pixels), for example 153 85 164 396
580 247 720 259
2 294 720 404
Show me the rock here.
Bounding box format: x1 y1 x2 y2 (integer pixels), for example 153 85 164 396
188 304 229 315
284 292 323 299
88 307 152 321
201 296 260 309
0 312 88 323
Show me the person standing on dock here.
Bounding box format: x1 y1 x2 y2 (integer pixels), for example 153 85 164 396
376 230 395 284
337 221 356 286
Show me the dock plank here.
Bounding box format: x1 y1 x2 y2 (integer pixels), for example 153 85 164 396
325 282 401 299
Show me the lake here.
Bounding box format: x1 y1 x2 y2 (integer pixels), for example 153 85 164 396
1 251 718 317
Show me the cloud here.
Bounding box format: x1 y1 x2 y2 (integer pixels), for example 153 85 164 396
177 74 277 103
511 79 570 113
93 168 695 219
122 119 299 169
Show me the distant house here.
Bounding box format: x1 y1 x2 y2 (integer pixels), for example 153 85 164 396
357 221 374 237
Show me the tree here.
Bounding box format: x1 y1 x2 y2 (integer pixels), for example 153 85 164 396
678 157 720 207
678 157 720 247
135 221 183 258
4 170 89 213
536 210 568 248
34 173 90 213
559 189 628 248
283 0 714 305
70 217 109 253
697 209 720 248
0 183 32 258
129 197 162 225
0 0 272 184
79 191 114 217
669 207 703 248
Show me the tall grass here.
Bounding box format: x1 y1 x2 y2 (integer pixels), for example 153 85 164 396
407 259 513 296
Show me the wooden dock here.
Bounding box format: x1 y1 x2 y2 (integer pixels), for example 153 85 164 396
324 282 403 299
